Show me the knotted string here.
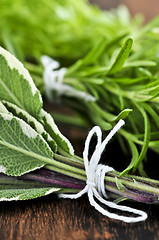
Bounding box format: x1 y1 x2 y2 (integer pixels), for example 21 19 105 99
41 56 95 102
59 120 147 223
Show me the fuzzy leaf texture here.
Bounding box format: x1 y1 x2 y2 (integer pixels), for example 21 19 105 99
0 47 42 118
0 176 60 201
0 187 59 201
0 112 55 176
1 100 57 152
0 46 74 155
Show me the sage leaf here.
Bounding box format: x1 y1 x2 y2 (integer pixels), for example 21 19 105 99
2 100 57 152
0 113 54 176
0 101 9 114
0 47 74 155
41 109 74 155
0 183 60 201
0 46 42 118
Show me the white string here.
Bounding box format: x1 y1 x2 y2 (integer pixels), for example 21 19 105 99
59 119 147 223
41 56 96 102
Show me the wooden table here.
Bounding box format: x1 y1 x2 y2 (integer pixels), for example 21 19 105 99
1 1 159 239
1 121 159 240
1 177 159 239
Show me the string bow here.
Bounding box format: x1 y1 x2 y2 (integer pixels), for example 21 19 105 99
59 120 147 223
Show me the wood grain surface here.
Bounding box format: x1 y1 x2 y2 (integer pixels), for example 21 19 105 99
1 194 159 240
1 1 159 240
1 122 159 240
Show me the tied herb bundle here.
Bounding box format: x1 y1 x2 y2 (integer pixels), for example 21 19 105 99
1 47 159 222
28 16 159 178
1 0 158 178
1 0 159 221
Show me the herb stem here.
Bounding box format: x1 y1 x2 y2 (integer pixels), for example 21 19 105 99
54 153 84 169
45 164 86 181
22 166 159 204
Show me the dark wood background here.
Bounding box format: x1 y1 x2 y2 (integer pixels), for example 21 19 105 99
1 194 159 240
1 1 159 239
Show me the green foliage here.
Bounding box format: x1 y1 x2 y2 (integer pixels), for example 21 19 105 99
0 1 159 199
0 176 60 201
0 46 77 199
2 100 57 152
1 40 159 203
108 38 133 74
50 16 159 176
0 47 42 118
0 112 54 176
0 187 59 201
0 47 74 155
0 1 141 63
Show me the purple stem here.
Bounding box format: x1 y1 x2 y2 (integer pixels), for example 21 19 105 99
19 168 159 204
106 181 158 204
19 169 85 190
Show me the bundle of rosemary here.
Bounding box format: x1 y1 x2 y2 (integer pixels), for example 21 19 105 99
28 15 159 178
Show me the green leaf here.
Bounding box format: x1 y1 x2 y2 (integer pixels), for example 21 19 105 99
82 34 126 65
0 47 72 155
149 141 159 153
2 100 57 152
133 105 150 172
0 46 42 118
0 101 9 114
0 113 54 176
113 196 127 204
0 178 60 201
111 109 132 122
0 187 60 201
40 109 74 155
108 38 133 74
120 141 139 177
83 37 108 65
112 77 146 85
115 177 126 191
124 60 156 68
139 15 159 34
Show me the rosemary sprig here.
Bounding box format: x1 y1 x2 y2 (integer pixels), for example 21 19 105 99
29 24 159 177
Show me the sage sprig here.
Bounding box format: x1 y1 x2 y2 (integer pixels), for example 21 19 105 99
0 46 81 200
1 46 159 208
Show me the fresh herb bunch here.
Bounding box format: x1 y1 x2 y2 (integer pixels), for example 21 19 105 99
1 46 159 208
59 24 159 178
26 16 159 178
1 1 159 184
0 0 141 64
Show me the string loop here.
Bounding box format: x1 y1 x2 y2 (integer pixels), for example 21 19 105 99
59 120 147 223
41 55 96 102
